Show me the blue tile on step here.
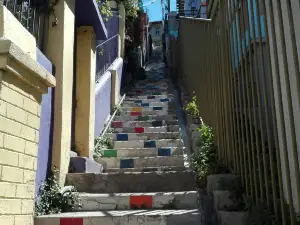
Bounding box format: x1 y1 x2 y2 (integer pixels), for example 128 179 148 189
117 133 128 141
120 159 134 168
144 140 156 148
141 103 149 107
152 121 163 127
158 148 171 156
134 100 143 104
160 98 169 102
153 106 163 111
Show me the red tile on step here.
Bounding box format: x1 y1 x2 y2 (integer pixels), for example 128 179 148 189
136 90 143 93
135 127 145 133
112 121 122 128
130 196 153 209
60 218 83 225
131 111 142 116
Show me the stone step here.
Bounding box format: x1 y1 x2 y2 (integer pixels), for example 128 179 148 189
97 147 184 158
113 139 183 148
122 106 169 112
124 97 173 103
95 155 184 169
69 157 103 173
127 91 168 96
121 110 173 116
123 101 173 107
125 94 173 100
106 132 180 141
106 166 188 173
78 191 198 211
35 210 202 225
114 114 177 122
111 120 179 128
65 171 196 193
114 125 180 133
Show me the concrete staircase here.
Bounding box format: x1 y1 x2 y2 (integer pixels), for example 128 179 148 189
35 55 201 224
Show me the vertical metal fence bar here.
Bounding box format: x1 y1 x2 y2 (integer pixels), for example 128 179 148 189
265 0 296 222
228 0 246 186
235 1 254 197
253 0 280 219
261 0 288 223
242 0 264 202
275 0 300 216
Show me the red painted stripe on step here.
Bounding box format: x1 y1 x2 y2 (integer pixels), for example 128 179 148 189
130 196 153 209
112 121 123 128
131 111 142 116
136 90 143 93
135 127 145 133
60 218 83 225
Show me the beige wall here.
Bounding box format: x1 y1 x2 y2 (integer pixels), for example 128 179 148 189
75 27 96 158
44 0 75 185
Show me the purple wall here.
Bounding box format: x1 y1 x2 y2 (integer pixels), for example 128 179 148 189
35 48 55 195
95 71 112 137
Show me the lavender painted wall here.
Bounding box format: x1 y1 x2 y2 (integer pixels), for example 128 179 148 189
35 48 55 195
95 71 112 137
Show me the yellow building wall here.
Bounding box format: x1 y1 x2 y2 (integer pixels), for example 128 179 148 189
0 7 56 223
44 0 75 185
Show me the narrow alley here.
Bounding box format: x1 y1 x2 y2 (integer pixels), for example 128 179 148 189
35 48 202 224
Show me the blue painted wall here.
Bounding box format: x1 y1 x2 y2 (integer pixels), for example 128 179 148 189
95 71 112 137
35 48 55 195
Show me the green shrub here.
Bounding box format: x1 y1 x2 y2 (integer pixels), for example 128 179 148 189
94 135 113 158
35 168 82 216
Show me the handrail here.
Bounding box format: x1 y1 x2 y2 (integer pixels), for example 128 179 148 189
96 34 120 48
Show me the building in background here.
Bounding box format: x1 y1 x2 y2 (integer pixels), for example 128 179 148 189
149 21 163 47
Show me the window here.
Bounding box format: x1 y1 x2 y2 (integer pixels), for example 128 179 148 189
155 28 160 36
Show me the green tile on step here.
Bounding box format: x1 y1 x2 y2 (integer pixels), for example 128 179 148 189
137 116 150 121
103 149 117 157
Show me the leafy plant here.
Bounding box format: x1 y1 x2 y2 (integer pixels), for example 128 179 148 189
94 135 113 158
113 104 124 116
185 96 199 117
97 0 113 21
35 168 82 216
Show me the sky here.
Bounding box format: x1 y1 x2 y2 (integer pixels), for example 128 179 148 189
143 0 177 22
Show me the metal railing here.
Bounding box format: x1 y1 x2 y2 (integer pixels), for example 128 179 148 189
3 0 48 51
173 0 300 223
95 34 119 83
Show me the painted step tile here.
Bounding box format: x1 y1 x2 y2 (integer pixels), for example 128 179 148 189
106 166 188 173
113 125 180 133
78 191 198 211
105 132 180 141
95 155 184 169
114 114 177 122
127 91 168 96
99 147 184 158
113 139 183 149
